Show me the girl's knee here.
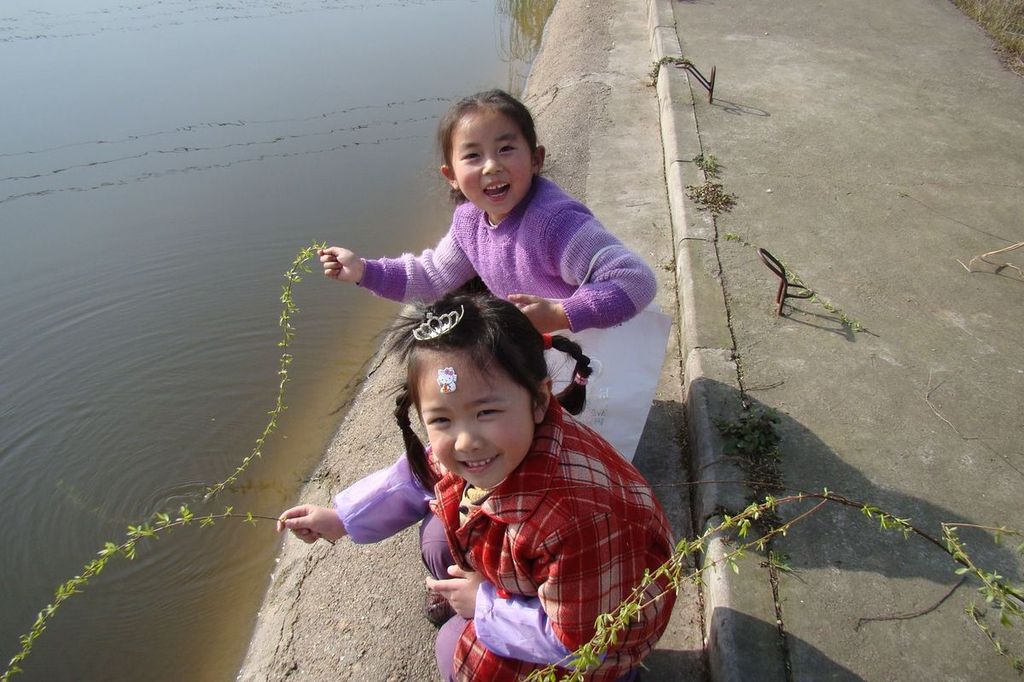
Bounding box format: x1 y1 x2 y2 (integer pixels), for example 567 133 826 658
420 513 454 580
421 540 452 580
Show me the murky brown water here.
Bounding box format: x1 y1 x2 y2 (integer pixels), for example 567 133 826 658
0 1 553 679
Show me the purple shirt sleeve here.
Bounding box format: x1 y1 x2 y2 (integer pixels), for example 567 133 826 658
331 456 433 544
357 231 478 303
474 582 572 665
556 220 657 332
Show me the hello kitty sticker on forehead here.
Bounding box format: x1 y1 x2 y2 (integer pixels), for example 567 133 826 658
436 367 458 393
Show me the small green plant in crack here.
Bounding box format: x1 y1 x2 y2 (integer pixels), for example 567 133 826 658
686 181 736 215
723 232 751 247
692 153 720 179
715 408 784 519
762 550 793 574
715 408 781 459
815 296 863 332
649 55 691 86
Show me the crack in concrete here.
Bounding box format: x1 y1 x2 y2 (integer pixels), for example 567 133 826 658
678 31 796 681
269 548 322 679
766 562 794 682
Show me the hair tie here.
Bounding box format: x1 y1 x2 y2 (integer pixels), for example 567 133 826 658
541 333 553 350
573 373 588 386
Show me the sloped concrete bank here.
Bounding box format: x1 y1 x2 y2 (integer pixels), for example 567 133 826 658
237 0 705 679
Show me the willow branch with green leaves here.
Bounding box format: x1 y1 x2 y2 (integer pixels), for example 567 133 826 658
946 523 1024 673
525 489 1023 681
2 506 284 681
4 241 325 682
204 240 325 499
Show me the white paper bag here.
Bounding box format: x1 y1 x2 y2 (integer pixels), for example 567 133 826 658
547 307 671 462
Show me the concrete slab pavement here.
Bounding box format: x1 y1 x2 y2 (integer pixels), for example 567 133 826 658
654 0 1024 679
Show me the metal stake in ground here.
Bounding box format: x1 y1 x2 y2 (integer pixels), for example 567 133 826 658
757 247 813 316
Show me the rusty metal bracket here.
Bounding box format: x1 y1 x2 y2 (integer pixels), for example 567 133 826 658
757 248 813 316
675 61 716 103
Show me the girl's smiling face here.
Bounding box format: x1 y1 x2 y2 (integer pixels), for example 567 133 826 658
441 109 545 225
416 350 550 490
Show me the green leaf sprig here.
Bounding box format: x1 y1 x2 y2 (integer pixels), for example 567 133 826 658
524 490 1024 680
204 240 326 500
3 241 325 681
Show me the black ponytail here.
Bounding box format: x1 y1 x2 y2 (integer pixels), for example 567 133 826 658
549 335 592 415
394 386 436 491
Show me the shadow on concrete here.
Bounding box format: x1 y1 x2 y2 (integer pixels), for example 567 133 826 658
634 400 868 681
632 379 1020 680
697 378 1022 585
711 98 771 117
635 399 694 537
706 608 865 682
633 400 709 680
640 646 708 680
777 305 862 342
633 605 864 681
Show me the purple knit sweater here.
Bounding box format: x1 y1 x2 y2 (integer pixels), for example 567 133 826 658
357 177 656 331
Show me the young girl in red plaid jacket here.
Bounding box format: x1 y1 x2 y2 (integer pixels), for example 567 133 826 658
278 292 676 681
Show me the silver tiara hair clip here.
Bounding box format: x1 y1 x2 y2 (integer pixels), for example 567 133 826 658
412 305 465 341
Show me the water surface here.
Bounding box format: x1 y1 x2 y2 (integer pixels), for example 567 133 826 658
0 1 553 679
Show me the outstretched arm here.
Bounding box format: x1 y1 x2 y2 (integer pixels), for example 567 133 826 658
357 231 478 303
278 458 432 546
277 504 347 544
319 246 365 283
332 456 434 543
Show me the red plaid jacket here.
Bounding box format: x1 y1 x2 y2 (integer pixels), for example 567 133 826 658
429 401 676 681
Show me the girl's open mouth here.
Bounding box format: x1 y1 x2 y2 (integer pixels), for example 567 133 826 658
461 455 498 471
483 183 510 200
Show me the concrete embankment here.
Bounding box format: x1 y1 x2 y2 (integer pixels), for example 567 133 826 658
236 0 704 679
658 0 1024 680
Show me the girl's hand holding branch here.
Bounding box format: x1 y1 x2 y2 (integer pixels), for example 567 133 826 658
319 246 365 284
277 504 347 544
508 293 570 333
425 565 485 619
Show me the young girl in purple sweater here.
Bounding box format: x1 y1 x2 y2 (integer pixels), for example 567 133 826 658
318 89 656 334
